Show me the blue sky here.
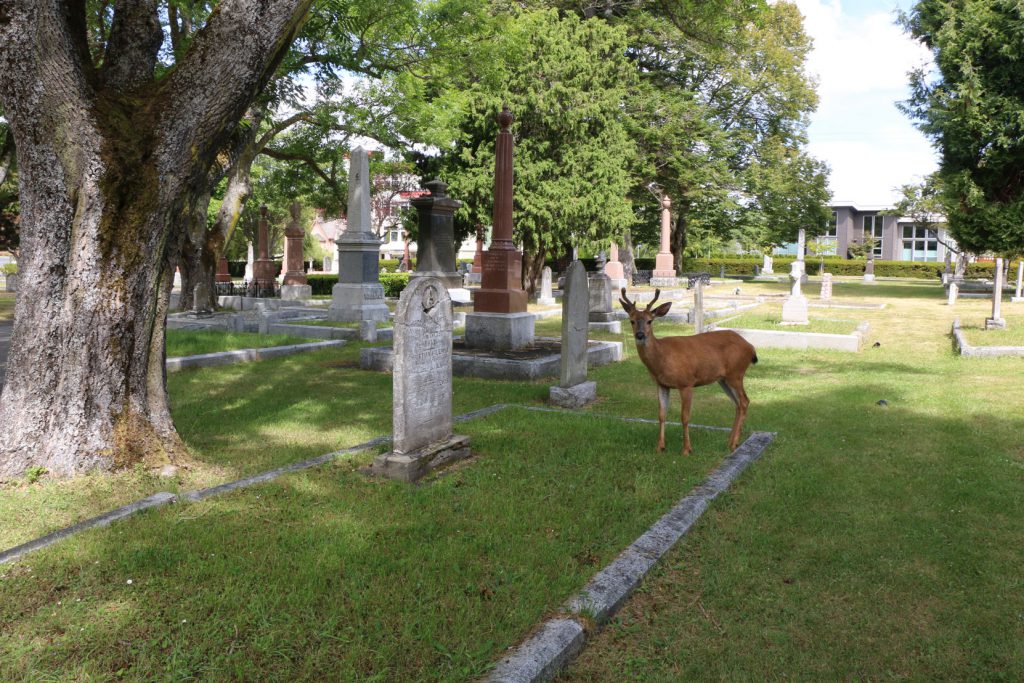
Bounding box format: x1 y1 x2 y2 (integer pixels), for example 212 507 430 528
794 0 937 205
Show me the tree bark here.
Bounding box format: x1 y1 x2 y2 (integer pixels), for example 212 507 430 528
621 229 635 285
0 0 314 478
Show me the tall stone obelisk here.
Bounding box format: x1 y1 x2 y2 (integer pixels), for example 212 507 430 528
651 194 677 286
252 205 277 295
329 147 389 322
465 105 534 350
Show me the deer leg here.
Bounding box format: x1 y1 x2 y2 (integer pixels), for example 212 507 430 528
679 386 694 455
657 385 670 452
723 377 750 450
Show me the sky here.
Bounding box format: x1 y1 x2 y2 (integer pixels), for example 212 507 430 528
793 0 937 206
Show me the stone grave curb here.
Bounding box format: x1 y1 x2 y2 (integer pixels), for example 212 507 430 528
267 322 394 342
717 321 868 352
165 340 345 372
485 430 776 683
951 318 1024 357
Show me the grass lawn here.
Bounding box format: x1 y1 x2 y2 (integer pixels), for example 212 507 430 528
715 310 861 335
165 329 309 357
282 319 359 329
0 291 13 321
2 278 1023 680
958 311 1024 346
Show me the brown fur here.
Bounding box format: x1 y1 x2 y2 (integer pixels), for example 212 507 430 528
620 288 758 454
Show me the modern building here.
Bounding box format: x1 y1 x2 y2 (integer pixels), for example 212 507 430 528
777 202 952 262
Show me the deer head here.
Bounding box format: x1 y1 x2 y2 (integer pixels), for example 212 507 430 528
619 288 672 347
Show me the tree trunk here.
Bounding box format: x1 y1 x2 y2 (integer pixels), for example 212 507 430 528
955 251 969 279
521 248 547 297
671 209 687 273
0 0 314 478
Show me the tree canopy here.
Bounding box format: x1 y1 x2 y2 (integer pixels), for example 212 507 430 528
901 0 1024 254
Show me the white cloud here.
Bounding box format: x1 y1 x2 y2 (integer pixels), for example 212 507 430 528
793 0 939 204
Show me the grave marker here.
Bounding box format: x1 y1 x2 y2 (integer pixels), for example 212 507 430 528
820 272 833 300
549 261 596 408
537 266 555 305
371 277 470 482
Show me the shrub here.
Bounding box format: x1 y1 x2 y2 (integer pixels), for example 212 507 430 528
0 263 17 276
380 272 410 297
306 274 338 296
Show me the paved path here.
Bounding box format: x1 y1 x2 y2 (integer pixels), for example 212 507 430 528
0 320 10 390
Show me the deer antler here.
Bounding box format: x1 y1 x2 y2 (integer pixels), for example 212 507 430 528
619 287 635 312
646 288 661 312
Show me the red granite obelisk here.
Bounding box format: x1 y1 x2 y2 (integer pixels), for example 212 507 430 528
253 205 277 293
473 106 527 314
464 106 535 350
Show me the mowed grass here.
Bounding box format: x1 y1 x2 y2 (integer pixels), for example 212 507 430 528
0 409 721 681
0 291 13 321
1 278 1023 680
562 279 1024 681
959 310 1024 346
165 329 309 357
281 319 360 329
715 310 860 335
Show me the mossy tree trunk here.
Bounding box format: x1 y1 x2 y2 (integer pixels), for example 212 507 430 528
0 0 313 478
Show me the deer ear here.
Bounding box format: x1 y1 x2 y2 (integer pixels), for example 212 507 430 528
652 301 672 318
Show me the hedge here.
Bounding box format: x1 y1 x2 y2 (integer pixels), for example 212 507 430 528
307 272 411 297
679 256 1021 280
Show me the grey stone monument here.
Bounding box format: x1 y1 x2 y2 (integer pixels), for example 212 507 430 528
190 281 213 318
820 272 833 300
781 259 809 325
762 254 774 275
587 271 621 333
864 255 876 283
329 147 389 323
549 261 596 408
692 280 705 333
370 277 470 482
537 266 556 305
411 179 466 301
1013 260 1024 303
986 257 1006 329
947 281 959 306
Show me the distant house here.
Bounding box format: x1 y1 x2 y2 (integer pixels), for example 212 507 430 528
776 202 952 262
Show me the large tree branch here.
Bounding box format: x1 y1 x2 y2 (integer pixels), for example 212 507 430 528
101 0 162 93
255 111 310 151
261 147 343 197
156 0 315 191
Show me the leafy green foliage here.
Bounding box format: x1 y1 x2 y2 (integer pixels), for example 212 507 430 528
901 1 1024 253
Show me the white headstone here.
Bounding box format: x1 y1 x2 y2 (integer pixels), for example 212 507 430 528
947 281 959 306
538 266 555 305
820 272 833 300
781 260 809 324
244 241 254 281
762 254 774 275
986 257 1006 328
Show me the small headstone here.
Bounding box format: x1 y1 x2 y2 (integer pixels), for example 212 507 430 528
820 272 833 300
947 281 959 306
781 260 809 325
863 257 876 282
537 266 556 305
244 241 254 282
692 280 705 333
190 281 213 318
986 257 1006 329
762 254 774 275
359 320 378 343
1014 260 1024 302
587 271 621 333
370 277 470 482
549 261 596 408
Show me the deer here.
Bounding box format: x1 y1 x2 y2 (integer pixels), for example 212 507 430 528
619 288 758 454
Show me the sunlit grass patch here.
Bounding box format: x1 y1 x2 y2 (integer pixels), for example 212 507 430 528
165 329 309 357
717 312 861 335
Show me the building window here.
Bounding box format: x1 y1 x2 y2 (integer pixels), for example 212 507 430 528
901 224 938 261
825 211 838 238
863 215 884 258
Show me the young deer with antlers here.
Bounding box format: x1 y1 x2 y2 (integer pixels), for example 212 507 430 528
619 288 758 454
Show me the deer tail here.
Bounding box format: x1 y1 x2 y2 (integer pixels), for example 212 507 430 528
751 351 759 365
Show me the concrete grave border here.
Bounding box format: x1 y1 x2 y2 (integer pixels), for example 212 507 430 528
713 320 869 352
951 318 1024 357
165 340 346 372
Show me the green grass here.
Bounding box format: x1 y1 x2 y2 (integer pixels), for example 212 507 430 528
716 311 860 335
165 329 309 357
0 409 721 681
0 292 13 322
2 281 1023 680
282 319 360 329
959 312 1024 346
